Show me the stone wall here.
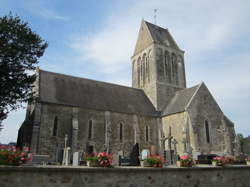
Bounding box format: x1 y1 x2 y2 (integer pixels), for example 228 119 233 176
162 112 188 155
0 166 250 187
187 83 231 155
36 103 159 161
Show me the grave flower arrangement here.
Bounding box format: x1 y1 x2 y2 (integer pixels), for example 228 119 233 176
83 153 99 167
212 156 234 167
0 145 32 166
97 152 113 168
177 155 194 167
83 152 112 167
83 153 98 162
143 155 166 168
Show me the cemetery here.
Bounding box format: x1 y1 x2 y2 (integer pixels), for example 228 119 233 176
1 135 250 187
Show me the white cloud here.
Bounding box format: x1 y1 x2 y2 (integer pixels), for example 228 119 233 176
23 0 69 21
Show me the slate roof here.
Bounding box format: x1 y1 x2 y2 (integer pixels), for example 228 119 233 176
144 21 180 50
38 70 158 116
223 115 234 126
162 84 200 116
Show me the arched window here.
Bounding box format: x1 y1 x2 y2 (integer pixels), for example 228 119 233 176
119 123 123 142
142 53 147 85
137 58 141 87
53 116 58 136
145 126 149 142
177 55 185 87
205 120 210 143
171 53 177 85
88 120 93 140
147 50 152 82
164 51 170 82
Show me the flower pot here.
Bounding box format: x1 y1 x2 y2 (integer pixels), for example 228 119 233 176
86 160 99 167
176 161 182 167
212 161 218 167
140 160 151 167
176 160 193 167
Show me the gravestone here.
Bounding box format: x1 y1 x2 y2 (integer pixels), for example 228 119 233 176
141 149 150 160
112 153 119 166
73 152 79 166
164 150 175 164
192 151 200 161
26 155 51 165
130 143 140 166
119 156 131 166
150 145 157 155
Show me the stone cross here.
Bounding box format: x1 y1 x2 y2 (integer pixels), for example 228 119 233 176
172 139 178 154
62 134 71 166
64 134 68 149
182 138 187 153
160 128 173 151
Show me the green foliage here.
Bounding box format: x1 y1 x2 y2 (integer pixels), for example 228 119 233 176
0 13 48 122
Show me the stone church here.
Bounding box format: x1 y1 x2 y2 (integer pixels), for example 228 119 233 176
17 20 236 162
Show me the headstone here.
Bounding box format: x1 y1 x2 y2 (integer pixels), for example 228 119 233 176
26 155 51 165
164 150 171 164
192 151 200 161
73 152 79 166
150 145 157 155
118 150 124 157
141 149 150 160
119 156 131 166
112 153 119 166
130 143 140 166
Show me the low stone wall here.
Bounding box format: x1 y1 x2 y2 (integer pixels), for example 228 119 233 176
0 165 250 187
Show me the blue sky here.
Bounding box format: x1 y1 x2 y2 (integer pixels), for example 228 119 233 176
0 0 249 143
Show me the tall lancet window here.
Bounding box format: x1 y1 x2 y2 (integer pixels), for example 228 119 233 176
119 123 123 142
145 125 149 142
88 120 93 140
205 120 210 143
53 116 58 136
137 58 141 87
148 50 152 83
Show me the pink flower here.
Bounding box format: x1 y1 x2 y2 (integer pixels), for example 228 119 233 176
180 155 189 160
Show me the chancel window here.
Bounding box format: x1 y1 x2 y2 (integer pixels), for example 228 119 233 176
119 123 123 142
88 120 93 140
205 120 210 143
53 116 58 136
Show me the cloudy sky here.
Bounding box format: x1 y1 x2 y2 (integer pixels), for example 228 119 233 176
0 0 249 143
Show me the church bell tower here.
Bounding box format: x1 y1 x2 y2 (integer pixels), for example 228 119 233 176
131 20 186 111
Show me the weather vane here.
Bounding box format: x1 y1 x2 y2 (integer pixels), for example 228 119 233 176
154 9 158 25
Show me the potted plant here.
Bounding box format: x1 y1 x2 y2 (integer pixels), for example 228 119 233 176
141 155 166 168
0 145 32 166
83 153 99 167
176 155 193 167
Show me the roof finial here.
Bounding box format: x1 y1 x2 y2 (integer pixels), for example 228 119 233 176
154 9 158 25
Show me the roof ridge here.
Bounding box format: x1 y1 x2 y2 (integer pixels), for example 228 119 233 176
184 82 203 110
39 69 142 92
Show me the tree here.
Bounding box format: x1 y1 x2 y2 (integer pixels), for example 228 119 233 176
0 13 48 123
